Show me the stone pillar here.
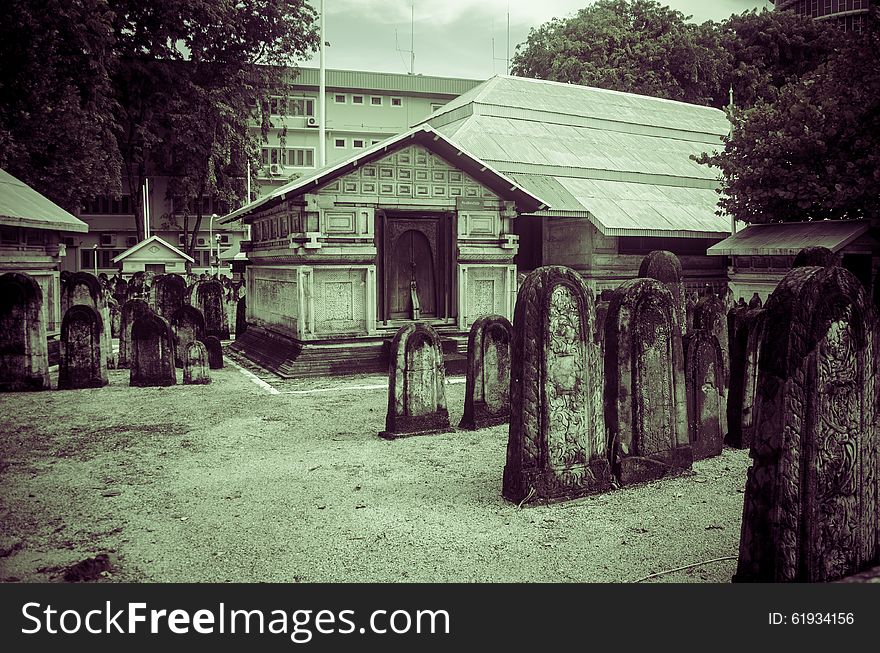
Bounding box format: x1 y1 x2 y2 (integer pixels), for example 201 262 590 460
735 263 878 582
604 277 691 486
460 315 512 430
503 266 612 503
379 323 452 439
0 272 49 391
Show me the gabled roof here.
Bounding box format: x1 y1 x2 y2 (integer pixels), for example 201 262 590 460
112 235 195 263
706 219 873 256
421 75 732 237
219 124 549 224
0 169 88 233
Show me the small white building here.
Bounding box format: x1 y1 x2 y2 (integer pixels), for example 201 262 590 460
112 235 194 278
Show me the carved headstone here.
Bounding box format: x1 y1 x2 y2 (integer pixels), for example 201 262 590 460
379 323 452 439
59 305 108 389
130 313 176 387
639 250 686 338
685 291 698 334
683 329 725 460
118 299 153 369
61 271 114 369
108 296 121 339
748 293 762 309
170 305 206 368
604 277 691 486
202 335 224 369
235 296 247 339
0 272 50 391
735 264 878 582
693 289 730 435
726 304 766 449
183 340 211 385
193 280 229 340
151 274 187 320
503 266 612 503
792 245 838 269
460 315 512 430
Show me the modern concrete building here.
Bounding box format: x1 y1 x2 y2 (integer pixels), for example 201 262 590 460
72 68 483 279
0 168 88 336
774 0 877 32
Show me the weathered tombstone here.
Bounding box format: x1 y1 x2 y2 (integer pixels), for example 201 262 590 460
748 293 762 309
194 280 229 340
151 274 187 320
130 313 176 387
503 266 612 503
639 250 686 338
202 335 224 370
693 288 729 435
170 305 206 368
735 264 878 582
604 277 691 486
118 299 153 368
235 296 247 339
108 296 121 338
379 323 452 439
61 271 114 369
183 341 211 385
0 272 50 391
683 329 725 460
460 315 512 430
685 291 698 334
726 303 767 449
792 245 838 268
58 305 108 389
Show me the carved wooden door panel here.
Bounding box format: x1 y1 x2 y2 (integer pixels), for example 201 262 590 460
382 215 446 321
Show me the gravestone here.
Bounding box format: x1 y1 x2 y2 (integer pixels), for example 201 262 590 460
460 315 512 430
151 274 187 320
58 305 108 389
503 266 612 503
118 299 153 368
792 245 838 269
194 280 229 340
735 264 878 582
683 329 725 460
170 305 206 368
108 296 121 338
693 288 730 435
0 272 50 391
235 296 247 339
379 323 452 439
748 293 762 309
604 277 691 486
639 250 686 338
202 335 224 370
61 271 114 369
685 291 698 334
183 340 211 385
130 313 176 387
726 304 766 449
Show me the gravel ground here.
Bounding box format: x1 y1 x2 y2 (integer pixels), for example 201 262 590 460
0 352 751 583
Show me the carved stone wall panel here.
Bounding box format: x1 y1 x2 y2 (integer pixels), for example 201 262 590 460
503 266 611 504
313 267 369 335
735 263 878 582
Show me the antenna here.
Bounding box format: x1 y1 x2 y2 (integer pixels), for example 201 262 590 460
396 3 415 75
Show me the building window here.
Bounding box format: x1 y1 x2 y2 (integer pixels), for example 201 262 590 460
352 139 365 148
285 148 315 167
81 249 94 270
334 93 346 104
370 96 382 106
289 97 315 116
334 138 346 148
220 234 230 245
352 95 364 105
391 97 402 107
1 226 19 244
269 96 286 116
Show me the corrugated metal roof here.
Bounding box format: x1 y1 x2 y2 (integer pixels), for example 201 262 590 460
286 67 483 98
706 220 872 256
0 169 88 233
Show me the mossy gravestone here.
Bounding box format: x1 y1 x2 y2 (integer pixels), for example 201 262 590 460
460 315 512 430
183 341 211 385
130 313 176 387
639 250 686 339
202 335 224 370
151 274 187 320
171 305 206 368
118 299 153 369
0 272 49 391
683 329 724 460
604 278 691 486
726 303 766 449
62 271 114 370
195 280 229 340
503 266 612 504
379 323 451 439
59 304 108 389
735 264 878 582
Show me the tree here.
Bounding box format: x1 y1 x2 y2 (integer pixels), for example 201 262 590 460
0 0 121 213
696 25 880 224
511 0 727 106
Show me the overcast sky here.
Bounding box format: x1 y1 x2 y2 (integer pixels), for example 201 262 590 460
302 0 775 79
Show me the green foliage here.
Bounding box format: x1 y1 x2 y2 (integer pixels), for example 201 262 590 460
696 25 880 223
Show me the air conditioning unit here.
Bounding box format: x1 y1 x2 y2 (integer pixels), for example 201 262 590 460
270 163 283 175
306 116 319 128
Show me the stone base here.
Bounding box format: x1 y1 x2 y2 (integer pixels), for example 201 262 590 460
184 377 211 386
58 377 109 390
0 377 49 392
379 410 452 440
130 376 176 388
503 458 614 505
616 445 693 487
458 404 509 431
691 434 723 461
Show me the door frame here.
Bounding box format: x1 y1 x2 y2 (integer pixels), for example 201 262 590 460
376 209 454 325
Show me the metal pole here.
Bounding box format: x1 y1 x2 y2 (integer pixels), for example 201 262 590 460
145 178 151 238
319 0 326 167
209 213 217 275
93 244 98 277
